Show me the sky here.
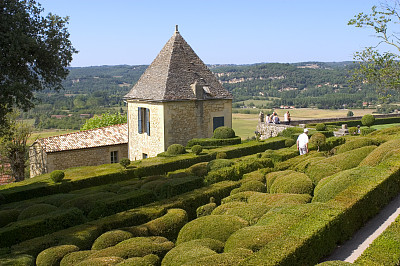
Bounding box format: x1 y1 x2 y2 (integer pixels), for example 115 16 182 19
38 0 398 67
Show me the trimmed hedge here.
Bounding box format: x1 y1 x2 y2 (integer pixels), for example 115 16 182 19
355 213 400 265
60 250 96 266
320 115 400 128
175 215 249 245
117 254 159 266
269 172 313 195
142 208 188 240
230 180 267 195
265 170 296 192
17 203 58 221
359 138 400 167
187 136 241 147
91 230 133 250
183 248 252 265
248 193 312 206
0 209 20 227
211 202 271 225
305 163 341 185
213 126 236 139
335 137 380 154
86 236 174 260
36 245 79 266
0 207 86 248
207 159 234 172
162 238 224 266
76 256 123 265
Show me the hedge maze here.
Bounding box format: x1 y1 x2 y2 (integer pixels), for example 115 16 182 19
2 126 400 265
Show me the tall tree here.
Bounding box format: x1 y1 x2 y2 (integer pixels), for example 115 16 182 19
0 111 32 182
0 0 76 129
348 1 400 92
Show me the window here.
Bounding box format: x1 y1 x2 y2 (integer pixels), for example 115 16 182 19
111 151 118 164
213 116 224 131
142 153 148 159
138 107 150 136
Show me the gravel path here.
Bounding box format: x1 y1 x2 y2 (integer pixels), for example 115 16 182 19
323 192 400 263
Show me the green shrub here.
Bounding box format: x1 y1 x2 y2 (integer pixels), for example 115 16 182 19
41 193 77 207
317 145 377 170
265 170 296 192
230 180 266 195
335 137 380 154
305 163 341 185
161 238 223 266
211 202 271 225
60 192 116 215
315 123 326 131
348 127 358 135
191 145 203 155
143 208 188 240
361 114 375 127
359 138 400 167
186 162 208 177
312 166 378 203
76 256 124 265
310 132 326 151
361 127 377 135
17 203 58 221
279 127 304 139
166 144 186 155
207 159 233 172
213 126 236 139
269 171 313 195
316 261 354 265
60 250 95 266
324 136 346 151
221 191 264 204
186 136 241 147
175 215 249 245
87 236 174 260
197 202 217 217
36 245 79 266
119 158 130 169
117 254 159 266
354 214 400 266
184 248 252 265
290 156 325 173
285 138 296 147
274 151 324 171
216 152 228 159
0 209 20 227
247 193 312 206
0 254 34 266
91 230 133 250
241 170 266 183
224 225 277 252
50 170 65 183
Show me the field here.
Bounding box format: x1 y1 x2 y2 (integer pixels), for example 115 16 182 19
233 108 375 139
28 129 78 145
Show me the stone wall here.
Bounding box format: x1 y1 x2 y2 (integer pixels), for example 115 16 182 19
29 144 128 177
256 123 293 140
127 99 232 160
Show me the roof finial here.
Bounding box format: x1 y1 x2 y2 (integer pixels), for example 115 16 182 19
175 25 179 33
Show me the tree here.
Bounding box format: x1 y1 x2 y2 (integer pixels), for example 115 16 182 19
361 114 375 127
0 0 76 129
347 110 354 117
80 112 127 131
348 1 400 92
310 132 326 152
0 111 32 182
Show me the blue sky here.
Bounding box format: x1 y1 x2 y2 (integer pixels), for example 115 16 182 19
39 0 396 67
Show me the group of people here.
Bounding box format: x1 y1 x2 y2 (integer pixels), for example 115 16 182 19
263 111 291 125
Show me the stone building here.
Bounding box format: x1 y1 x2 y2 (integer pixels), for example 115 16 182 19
124 26 232 160
29 124 128 177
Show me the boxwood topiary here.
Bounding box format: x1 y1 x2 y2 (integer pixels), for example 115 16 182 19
335 137 380 154
191 145 203 155
211 201 271 225
207 159 233 172
216 151 228 159
221 191 264 204
91 230 133 250
359 138 400 167
305 163 341 185
224 225 276 252
75 256 124 265
213 126 236 139
0 254 35 266
269 171 313 195
50 170 65 183
186 162 208 177
87 236 174 260
162 238 223 266
247 193 312 207
117 254 160 266
361 114 375 127
17 203 58 221
143 208 188 240
230 180 266 195
265 170 297 192
185 248 252 265
119 158 130 169
166 144 186 155
315 123 326 131
0 209 20 227
36 244 79 266
60 250 95 266
175 215 249 245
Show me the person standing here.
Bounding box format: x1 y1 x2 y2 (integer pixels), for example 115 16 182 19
297 128 309 155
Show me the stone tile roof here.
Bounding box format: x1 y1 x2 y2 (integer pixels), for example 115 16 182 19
33 124 128 153
124 26 232 101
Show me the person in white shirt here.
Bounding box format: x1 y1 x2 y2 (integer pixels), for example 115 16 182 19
297 128 309 155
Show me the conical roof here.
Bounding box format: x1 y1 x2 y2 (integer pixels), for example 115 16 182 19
124 27 232 101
